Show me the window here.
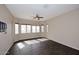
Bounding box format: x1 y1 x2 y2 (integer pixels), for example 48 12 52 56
26 25 31 33
47 25 48 32
32 26 36 33
41 26 44 32
36 26 40 33
15 24 19 34
21 25 26 33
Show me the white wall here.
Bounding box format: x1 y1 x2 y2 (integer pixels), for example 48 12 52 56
14 18 46 42
45 9 79 50
0 5 14 54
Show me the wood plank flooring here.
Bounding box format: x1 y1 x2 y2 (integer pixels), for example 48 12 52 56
6 38 79 55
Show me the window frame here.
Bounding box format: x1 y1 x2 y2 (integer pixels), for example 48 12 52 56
21 24 27 34
36 26 40 33
32 25 37 33
41 25 44 32
26 24 31 33
15 23 19 34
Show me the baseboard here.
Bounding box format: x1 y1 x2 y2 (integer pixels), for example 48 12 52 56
14 37 45 44
46 37 79 51
6 37 79 55
5 43 14 55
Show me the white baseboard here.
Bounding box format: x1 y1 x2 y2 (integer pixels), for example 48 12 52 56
46 37 79 51
4 43 13 55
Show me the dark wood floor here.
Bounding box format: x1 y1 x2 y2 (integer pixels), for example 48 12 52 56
6 38 79 55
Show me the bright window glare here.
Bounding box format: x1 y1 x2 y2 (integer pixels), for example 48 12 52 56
36 26 40 33
17 43 25 49
32 26 36 33
37 39 48 42
32 40 40 43
21 25 26 33
15 24 19 34
27 25 31 33
41 26 44 32
24 40 39 44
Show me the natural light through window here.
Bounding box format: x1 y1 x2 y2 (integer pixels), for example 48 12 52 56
21 25 26 33
24 40 40 44
17 43 25 49
36 26 40 33
32 26 36 33
15 24 19 34
41 26 44 32
37 39 48 42
31 40 40 43
26 25 31 33
15 24 45 34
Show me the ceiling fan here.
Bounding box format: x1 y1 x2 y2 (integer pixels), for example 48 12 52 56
33 14 44 20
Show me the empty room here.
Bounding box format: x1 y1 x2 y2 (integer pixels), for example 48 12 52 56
0 4 79 55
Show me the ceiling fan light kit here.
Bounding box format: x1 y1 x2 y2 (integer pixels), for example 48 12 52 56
33 14 44 20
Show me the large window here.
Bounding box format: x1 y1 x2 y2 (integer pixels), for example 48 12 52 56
41 26 44 32
26 25 31 33
32 26 36 33
36 26 40 33
15 24 42 34
21 25 26 33
15 24 19 34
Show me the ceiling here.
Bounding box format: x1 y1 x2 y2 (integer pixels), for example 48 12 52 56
5 4 79 21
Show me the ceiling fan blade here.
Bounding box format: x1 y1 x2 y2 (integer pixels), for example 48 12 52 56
32 13 44 20
39 17 44 18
